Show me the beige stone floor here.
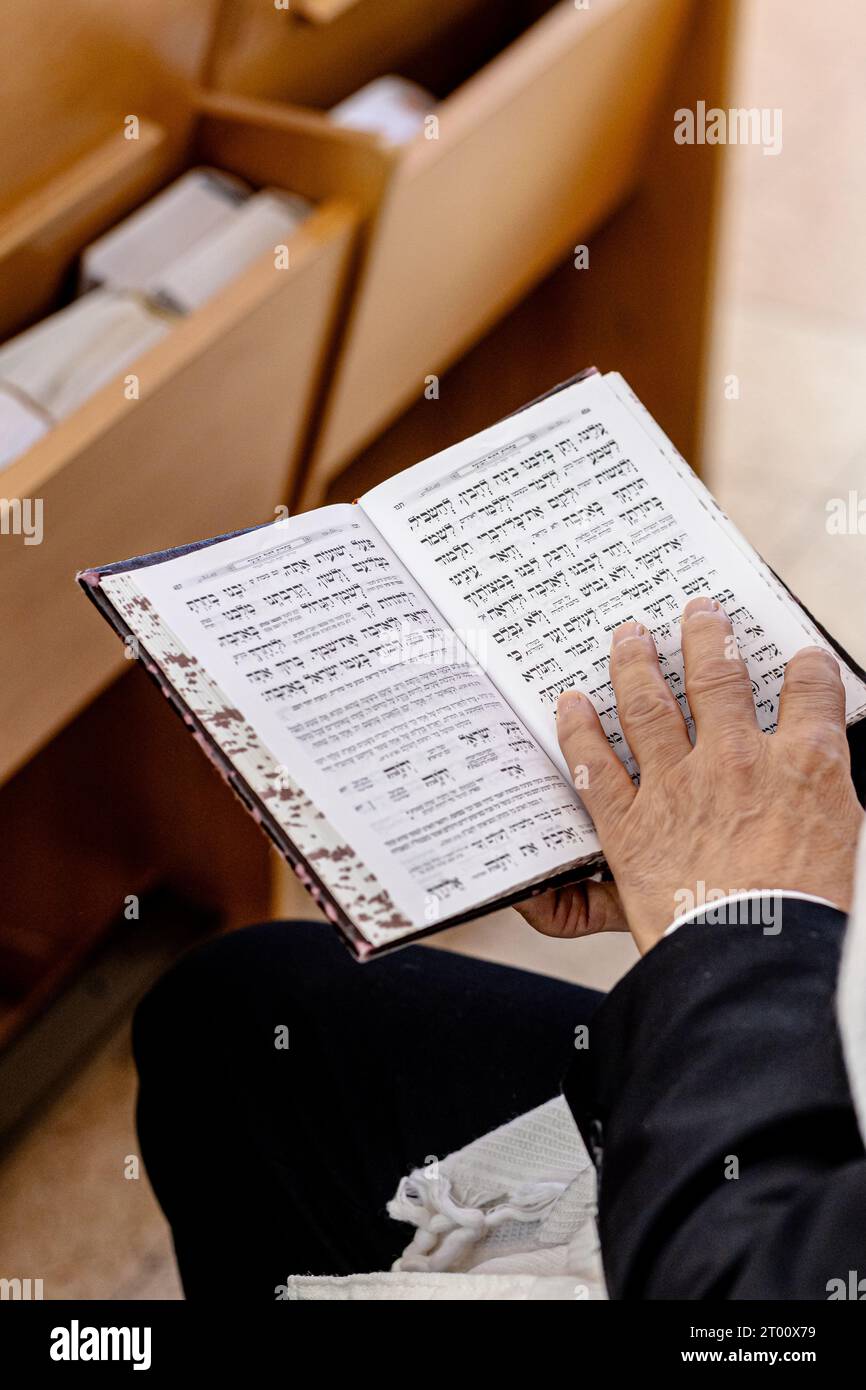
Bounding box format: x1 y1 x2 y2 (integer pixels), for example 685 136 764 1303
2 0 865 1299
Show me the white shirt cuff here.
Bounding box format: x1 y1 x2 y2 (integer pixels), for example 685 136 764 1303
664 890 843 937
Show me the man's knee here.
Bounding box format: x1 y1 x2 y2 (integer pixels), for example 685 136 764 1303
132 919 332 1075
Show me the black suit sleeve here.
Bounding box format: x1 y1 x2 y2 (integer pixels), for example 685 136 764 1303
564 897 866 1299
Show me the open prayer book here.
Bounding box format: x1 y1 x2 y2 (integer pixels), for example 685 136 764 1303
78 370 866 958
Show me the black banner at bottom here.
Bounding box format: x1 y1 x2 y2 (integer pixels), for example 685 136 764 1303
0 1299 863 1376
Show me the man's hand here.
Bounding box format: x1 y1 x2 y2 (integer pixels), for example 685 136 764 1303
516 875 628 941
519 597 864 953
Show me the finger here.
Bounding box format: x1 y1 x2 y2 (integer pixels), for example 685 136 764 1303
776 646 847 744
557 689 635 840
680 596 758 739
608 621 691 773
517 879 627 939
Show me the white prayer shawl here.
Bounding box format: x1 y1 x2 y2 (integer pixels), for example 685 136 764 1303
283 822 866 1301
838 820 866 1141
284 1097 603 1302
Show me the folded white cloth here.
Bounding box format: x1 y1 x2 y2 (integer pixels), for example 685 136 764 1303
389 1095 603 1285
280 1095 606 1302
279 1271 583 1301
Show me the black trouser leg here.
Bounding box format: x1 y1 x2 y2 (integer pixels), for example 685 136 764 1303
133 920 601 1299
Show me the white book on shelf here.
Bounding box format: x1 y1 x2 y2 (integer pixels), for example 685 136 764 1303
79 168 249 295
0 290 172 422
0 385 50 471
146 190 313 315
330 76 434 144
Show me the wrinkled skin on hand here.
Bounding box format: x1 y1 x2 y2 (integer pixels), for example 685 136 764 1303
518 597 864 953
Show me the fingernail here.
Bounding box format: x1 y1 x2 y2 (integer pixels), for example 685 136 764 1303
557 690 590 720
791 645 839 672
611 621 647 647
682 596 721 621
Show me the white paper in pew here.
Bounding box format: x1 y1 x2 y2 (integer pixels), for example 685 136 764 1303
147 190 313 315
0 386 50 471
0 290 172 422
330 76 434 145
79 169 249 295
